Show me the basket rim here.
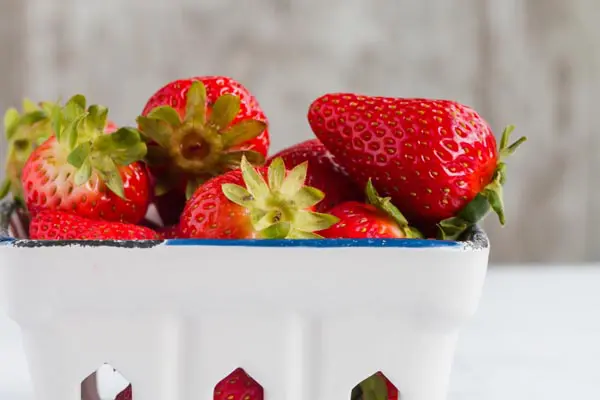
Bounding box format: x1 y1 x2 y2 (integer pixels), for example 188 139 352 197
0 200 489 251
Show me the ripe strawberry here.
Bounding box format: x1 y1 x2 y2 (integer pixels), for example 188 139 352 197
115 384 132 400
137 76 269 200
180 156 338 239
351 371 399 400
319 179 422 239
1 98 119 214
308 94 526 239
30 210 158 240
214 368 263 400
156 224 181 239
21 95 151 224
267 139 362 212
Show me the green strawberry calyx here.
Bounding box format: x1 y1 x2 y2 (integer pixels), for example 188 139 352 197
52 95 147 199
0 99 56 206
221 156 339 239
365 178 423 239
437 125 527 240
136 80 268 198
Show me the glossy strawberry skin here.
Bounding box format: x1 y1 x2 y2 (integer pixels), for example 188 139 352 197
179 168 260 239
214 368 263 400
319 201 404 239
308 94 498 226
21 136 151 224
142 76 269 161
267 139 362 212
156 224 181 239
29 210 158 240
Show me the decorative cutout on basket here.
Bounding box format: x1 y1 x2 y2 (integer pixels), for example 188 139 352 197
214 367 264 400
350 371 399 400
81 364 132 400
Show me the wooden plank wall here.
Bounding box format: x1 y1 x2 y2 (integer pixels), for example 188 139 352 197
0 0 598 264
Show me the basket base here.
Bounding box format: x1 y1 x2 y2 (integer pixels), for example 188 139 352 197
1 234 490 400
16 313 464 400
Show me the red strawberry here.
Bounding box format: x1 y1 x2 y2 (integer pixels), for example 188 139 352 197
1 99 120 210
308 94 526 239
319 179 422 239
156 224 181 239
214 368 263 400
30 210 158 240
137 76 269 200
351 371 399 400
267 139 362 212
115 384 132 400
21 95 151 224
180 156 338 239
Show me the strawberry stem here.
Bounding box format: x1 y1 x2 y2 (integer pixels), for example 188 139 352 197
365 179 423 239
437 125 527 240
49 94 148 200
220 156 339 239
136 80 267 198
0 180 10 200
2 99 54 204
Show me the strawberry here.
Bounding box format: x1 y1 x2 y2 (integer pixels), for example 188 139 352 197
137 76 269 201
179 156 338 239
30 210 158 240
319 179 422 239
214 368 263 400
21 95 151 224
115 384 132 400
308 94 526 239
267 139 362 212
1 99 55 207
351 371 399 400
156 224 181 239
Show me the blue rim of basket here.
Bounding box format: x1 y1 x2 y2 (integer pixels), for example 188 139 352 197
0 200 489 250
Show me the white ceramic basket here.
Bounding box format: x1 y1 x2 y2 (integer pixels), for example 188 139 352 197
0 208 489 400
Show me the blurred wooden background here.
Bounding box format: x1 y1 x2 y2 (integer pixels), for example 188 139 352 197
1 0 599 264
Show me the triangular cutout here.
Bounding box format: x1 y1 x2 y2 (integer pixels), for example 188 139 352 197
350 371 399 400
213 367 264 400
81 363 131 400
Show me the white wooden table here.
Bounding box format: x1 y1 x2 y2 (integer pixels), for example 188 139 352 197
1 265 599 399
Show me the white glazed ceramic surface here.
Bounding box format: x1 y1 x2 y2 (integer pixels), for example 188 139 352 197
0 227 489 400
